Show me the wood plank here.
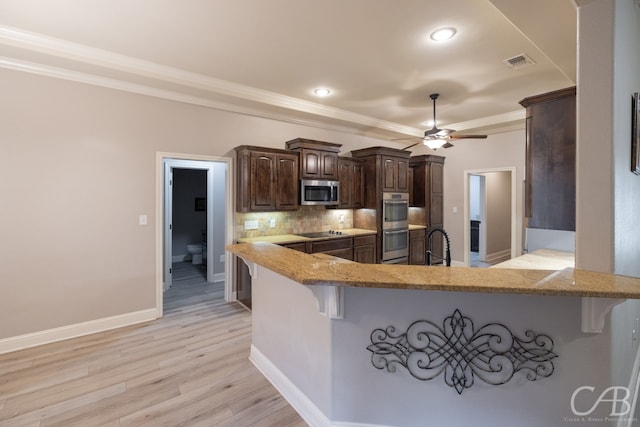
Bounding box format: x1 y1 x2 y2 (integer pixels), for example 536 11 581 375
0 262 306 426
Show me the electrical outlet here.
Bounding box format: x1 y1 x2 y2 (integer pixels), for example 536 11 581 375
270 219 276 228
219 254 225 263
339 215 345 223
244 220 259 230
633 317 639 347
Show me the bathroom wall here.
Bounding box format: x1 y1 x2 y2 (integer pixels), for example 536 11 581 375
172 168 207 261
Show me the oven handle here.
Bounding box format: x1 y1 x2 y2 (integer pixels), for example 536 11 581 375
383 229 409 235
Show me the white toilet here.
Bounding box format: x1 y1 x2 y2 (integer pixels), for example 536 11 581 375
186 244 203 265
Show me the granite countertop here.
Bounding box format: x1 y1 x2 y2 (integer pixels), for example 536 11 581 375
237 228 376 244
226 242 640 299
490 249 575 270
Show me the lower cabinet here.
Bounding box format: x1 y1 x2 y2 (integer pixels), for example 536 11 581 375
235 234 377 309
236 258 252 309
308 237 353 261
280 242 306 252
283 235 377 263
409 228 426 265
353 235 376 264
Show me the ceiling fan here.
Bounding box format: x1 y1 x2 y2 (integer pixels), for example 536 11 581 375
395 93 488 150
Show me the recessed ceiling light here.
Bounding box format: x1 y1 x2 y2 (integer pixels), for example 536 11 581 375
313 88 331 97
430 27 457 42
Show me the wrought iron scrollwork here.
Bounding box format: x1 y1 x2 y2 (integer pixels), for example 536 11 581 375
367 309 557 394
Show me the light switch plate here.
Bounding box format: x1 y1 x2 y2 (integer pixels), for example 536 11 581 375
139 215 147 225
244 220 259 230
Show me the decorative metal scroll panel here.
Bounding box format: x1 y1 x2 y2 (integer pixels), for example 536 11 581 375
367 309 557 394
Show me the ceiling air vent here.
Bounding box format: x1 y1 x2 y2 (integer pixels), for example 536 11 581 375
503 53 535 70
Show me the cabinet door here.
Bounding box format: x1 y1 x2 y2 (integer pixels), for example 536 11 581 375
397 158 409 192
382 156 397 192
280 242 307 252
276 154 299 210
382 156 409 192
301 149 338 180
250 152 276 211
337 159 353 208
236 257 252 309
354 243 376 263
409 233 426 265
352 161 364 208
321 152 338 179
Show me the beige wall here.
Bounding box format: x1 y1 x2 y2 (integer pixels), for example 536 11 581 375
438 130 525 263
0 66 527 341
484 171 512 257
0 68 387 340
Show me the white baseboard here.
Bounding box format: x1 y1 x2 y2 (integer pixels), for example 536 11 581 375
250 345 331 427
0 308 158 355
486 248 512 263
249 345 400 427
213 272 225 283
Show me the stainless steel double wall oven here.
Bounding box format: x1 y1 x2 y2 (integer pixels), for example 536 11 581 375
381 192 409 263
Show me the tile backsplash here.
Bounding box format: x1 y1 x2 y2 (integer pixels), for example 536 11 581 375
235 206 355 239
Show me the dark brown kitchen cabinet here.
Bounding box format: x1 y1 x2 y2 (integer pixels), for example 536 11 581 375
382 155 410 192
308 237 353 261
280 242 306 252
410 155 445 263
351 147 412 209
353 235 376 264
285 138 342 180
409 228 426 265
236 257 252 309
235 146 299 212
337 157 364 209
519 87 576 231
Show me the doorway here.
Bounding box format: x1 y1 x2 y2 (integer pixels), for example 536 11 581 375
463 167 517 267
155 153 233 317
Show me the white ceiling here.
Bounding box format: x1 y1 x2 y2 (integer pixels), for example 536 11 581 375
0 0 577 141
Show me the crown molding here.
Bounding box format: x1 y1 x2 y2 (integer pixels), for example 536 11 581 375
0 25 522 138
0 25 423 138
445 109 525 133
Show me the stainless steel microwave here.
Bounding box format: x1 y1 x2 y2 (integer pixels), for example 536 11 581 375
300 179 340 206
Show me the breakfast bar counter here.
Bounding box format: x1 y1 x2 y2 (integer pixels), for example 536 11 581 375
226 242 640 427
227 242 640 299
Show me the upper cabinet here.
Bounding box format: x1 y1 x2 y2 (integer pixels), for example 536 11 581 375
351 147 411 208
235 146 299 212
519 87 576 231
337 157 364 209
285 138 342 180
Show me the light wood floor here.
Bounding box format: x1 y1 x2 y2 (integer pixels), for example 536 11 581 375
0 262 307 427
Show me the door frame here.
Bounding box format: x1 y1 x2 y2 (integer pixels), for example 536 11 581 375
463 167 517 267
155 152 234 318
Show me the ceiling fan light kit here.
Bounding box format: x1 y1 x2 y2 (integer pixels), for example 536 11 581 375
394 93 488 150
424 139 446 150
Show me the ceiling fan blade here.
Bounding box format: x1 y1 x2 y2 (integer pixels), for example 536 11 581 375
447 134 488 140
435 128 455 137
391 136 422 141
424 127 441 137
402 140 424 150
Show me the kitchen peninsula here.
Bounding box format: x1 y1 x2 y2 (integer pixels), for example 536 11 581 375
227 242 640 427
